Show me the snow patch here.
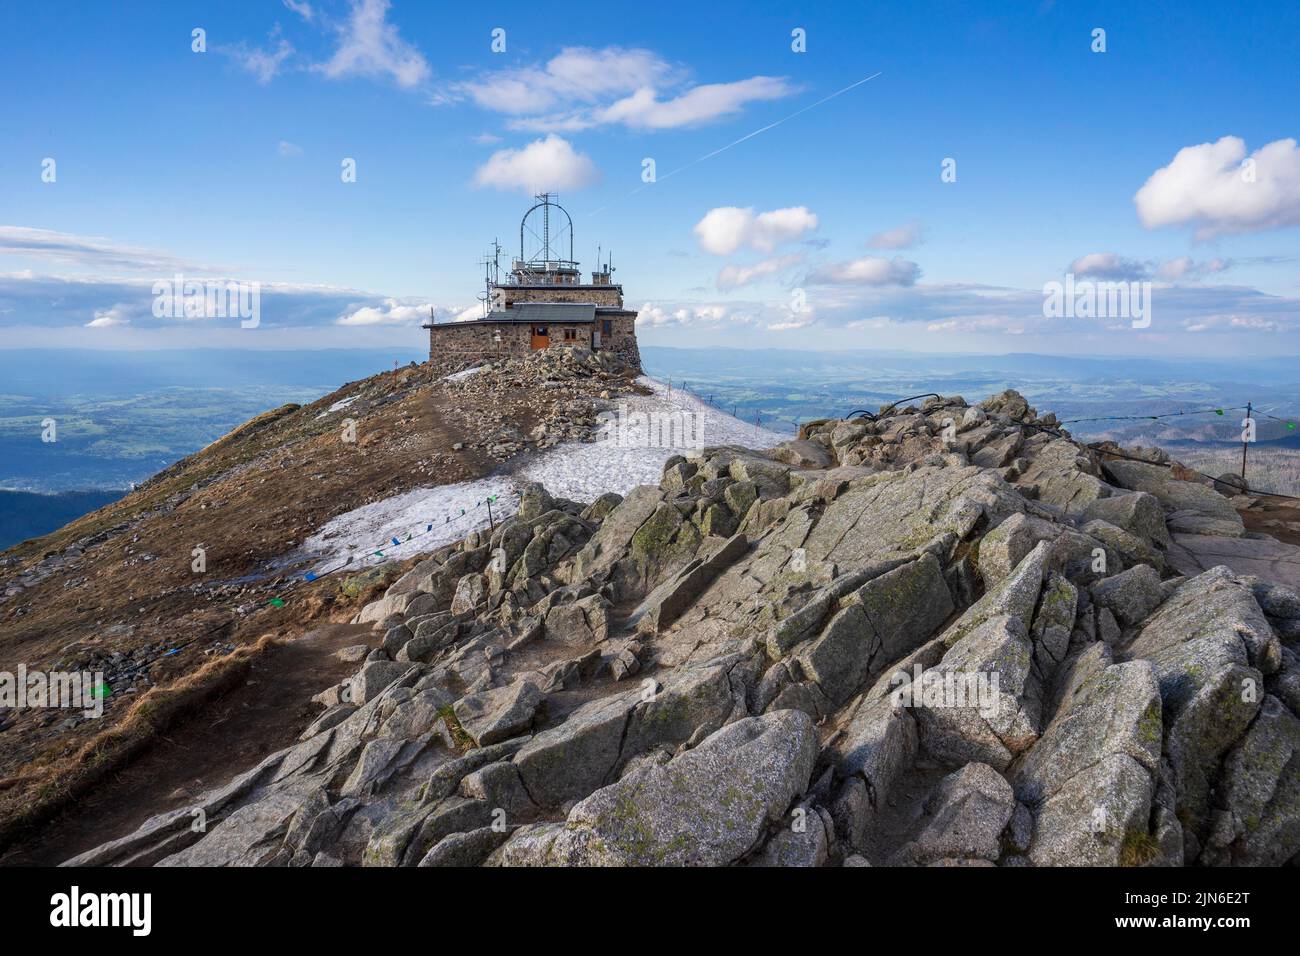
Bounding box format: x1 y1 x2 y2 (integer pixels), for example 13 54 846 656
297 375 791 569
444 365 487 382
517 376 789 502
300 476 517 572
316 395 360 419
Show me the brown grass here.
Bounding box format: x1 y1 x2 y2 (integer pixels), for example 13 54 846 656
0 635 277 854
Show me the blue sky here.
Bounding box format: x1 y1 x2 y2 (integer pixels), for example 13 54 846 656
1 0 1298 356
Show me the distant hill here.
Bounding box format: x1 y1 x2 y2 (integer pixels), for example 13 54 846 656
0 489 124 552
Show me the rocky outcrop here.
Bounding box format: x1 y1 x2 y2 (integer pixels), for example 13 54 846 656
67 389 1300 868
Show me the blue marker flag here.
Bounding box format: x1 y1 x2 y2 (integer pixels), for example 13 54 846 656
304 572 318 582
391 537 400 547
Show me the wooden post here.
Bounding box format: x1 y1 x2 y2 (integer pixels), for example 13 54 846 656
486 497 495 532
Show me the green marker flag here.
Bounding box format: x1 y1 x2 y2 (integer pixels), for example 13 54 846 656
1288 422 1296 430
93 682 111 699
269 598 285 608
1215 409 1224 415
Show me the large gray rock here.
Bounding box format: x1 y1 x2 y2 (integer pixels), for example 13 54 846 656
1167 534 1300 593
942 542 1049 650
851 553 955 667
798 466 1022 571
1090 564 1165 629
543 593 612 646
629 532 749 635
793 556 952 708
916 614 1041 771
754 803 831 866
1198 694 1300 866
568 484 663 582
618 655 740 762
977 513 1117 586
1104 459 1244 533
498 710 818 866
1014 660 1162 866
418 825 512 867
512 689 641 808
892 762 1015 865
1081 518 1165 573
157 789 315 867
357 590 416 625
829 693 917 807
453 680 543 747
1016 438 1112 515
1082 491 1171 547
349 660 416 706
1123 568 1273 840
767 439 835 470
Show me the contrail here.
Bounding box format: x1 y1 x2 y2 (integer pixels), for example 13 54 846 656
588 70 883 217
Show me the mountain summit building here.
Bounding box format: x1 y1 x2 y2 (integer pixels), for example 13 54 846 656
424 194 641 371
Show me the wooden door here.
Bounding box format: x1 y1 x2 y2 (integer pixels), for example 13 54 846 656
530 325 549 349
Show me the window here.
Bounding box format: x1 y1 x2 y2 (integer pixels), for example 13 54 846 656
564 328 578 341
602 319 612 335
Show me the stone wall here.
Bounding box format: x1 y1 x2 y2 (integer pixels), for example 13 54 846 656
602 313 641 370
497 285 623 308
427 315 641 373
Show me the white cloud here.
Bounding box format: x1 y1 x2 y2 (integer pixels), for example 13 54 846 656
1184 314 1284 333
473 135 600 193
1156 256 1232 281
85 304 130 328
460 47 673 116
635 302 740 327
316 0 430 90
1068 251 1147 281
694 206 818 256
1134 136 1300 239
807 255 920 286
592 76 792 131
336 298 434 326
472 132 502 145
717 253 804 291
449 46 794 132
451 304 485 322
219 37 294 85
767 317 815 331
0 226 210 273
277 140 303 157
283 0 314 19
867 221 922 250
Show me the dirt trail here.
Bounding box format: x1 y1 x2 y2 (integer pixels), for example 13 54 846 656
0 622 375 866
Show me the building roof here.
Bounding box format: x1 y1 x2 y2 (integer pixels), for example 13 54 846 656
424 302 636 328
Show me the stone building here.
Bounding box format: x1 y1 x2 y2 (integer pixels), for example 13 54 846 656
424 194 640 371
